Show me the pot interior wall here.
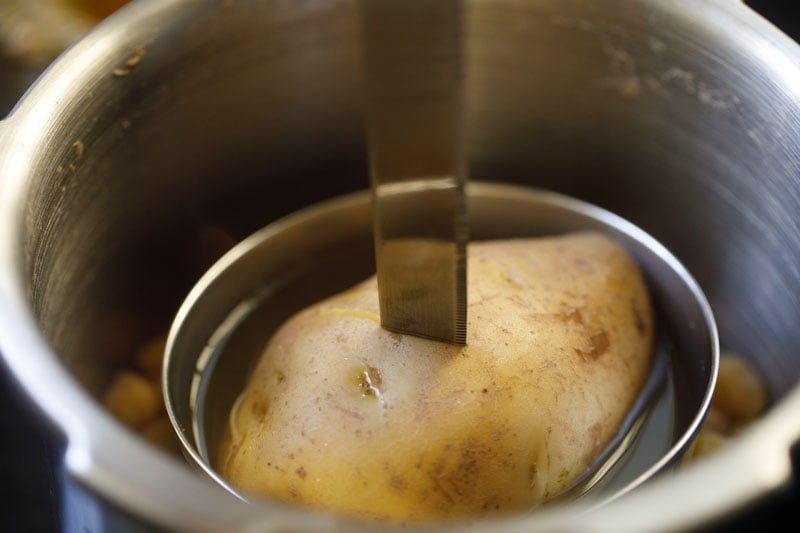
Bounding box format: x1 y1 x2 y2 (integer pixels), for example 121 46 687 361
20 0 800 405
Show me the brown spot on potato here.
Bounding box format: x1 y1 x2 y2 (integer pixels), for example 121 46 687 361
389 332 404 347
528 463 539 488
589 331 611 358
481 497 501 512
287 486 303 502
296 466 307 479
251 401 268 418
632 299 648 337
559 307 584 325
457 446 484 481
389 474 408 491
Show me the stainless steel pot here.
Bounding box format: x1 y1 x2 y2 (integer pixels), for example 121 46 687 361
1 0 799 530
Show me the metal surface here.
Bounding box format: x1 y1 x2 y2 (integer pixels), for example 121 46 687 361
363 0 468 343
0 0 799 530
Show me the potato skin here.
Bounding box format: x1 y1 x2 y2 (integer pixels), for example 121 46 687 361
219 232 654 521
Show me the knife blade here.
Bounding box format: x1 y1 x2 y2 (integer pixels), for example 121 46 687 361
362 0 468 344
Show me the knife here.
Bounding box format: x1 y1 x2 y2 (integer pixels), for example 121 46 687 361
362 0 468 344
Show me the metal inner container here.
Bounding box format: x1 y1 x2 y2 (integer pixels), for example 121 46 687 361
163 184 717 511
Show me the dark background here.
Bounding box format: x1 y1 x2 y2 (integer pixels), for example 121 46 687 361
1 1 799 531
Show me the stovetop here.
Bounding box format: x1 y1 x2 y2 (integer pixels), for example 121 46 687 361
1 1 799 531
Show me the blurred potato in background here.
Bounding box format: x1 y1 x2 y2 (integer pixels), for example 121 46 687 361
0 0 129 64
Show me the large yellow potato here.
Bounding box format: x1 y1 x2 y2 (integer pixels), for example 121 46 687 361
218 232 654 521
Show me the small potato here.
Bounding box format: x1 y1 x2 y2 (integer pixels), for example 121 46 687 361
133 334 167 380
140 416 182 455
220 232 654 521
683 352 769 466
712 352 768 424
103 371 161 429
683 429 728 463
703 404 734 435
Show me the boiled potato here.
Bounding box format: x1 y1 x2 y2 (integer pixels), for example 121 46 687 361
103 371 161 429
219 232 654 521
712 352 767 424
685 352 769 464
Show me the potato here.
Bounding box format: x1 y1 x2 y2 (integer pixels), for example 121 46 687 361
683 352 769 465
711 352 767 425
133 334 167 380
682 428 728 463
140 416 182 455
218 232 654 521
103 371 161 429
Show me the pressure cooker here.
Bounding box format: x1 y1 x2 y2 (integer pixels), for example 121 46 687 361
1 0 799 530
